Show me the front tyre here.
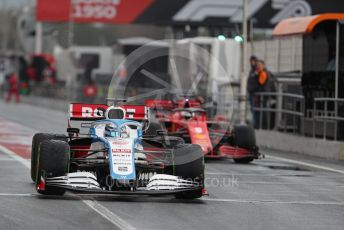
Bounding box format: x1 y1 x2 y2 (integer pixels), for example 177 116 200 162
173 144 204 199
233 125 256 164
233 125 256 149
36 140 70 195
144 121 163 136
31 133 67 182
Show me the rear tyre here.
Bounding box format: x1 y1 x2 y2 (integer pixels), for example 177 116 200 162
31 133 67 182
173 144 204 199
36 140 70 195
233 125 256 149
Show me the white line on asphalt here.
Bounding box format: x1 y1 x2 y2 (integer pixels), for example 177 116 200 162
201 197 344 206
0 158 19 161
266 155 344 175
0 144 30 168
205 171 313 177
0 193 34 197
83 200 136 230
0 144 136 230
206 171 344 180
230 181 340 185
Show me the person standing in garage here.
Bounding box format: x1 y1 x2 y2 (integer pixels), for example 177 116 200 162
247 59 270 128
247 56 259 126
5 72 20 103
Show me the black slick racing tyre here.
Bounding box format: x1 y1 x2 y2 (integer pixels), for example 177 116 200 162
173 144 204 199
31 133 67 182
233 125 256 149
36 140 70 195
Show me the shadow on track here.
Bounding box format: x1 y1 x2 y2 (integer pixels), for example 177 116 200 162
36 192 206 204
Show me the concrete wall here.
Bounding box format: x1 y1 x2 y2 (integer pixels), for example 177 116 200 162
256 130 344 161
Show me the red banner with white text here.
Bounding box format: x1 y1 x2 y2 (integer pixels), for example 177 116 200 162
36 0 154 24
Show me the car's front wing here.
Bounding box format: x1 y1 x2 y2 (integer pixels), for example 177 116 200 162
36 172 203 196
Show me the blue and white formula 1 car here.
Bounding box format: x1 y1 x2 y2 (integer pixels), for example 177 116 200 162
30 101 205 199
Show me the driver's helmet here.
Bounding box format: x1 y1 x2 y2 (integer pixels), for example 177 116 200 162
104 124 118 137
180 111 192 120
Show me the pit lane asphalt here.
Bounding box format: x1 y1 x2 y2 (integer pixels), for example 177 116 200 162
1 101 344 230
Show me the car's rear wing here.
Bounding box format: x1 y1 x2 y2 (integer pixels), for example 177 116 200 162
69 103 149 121
145 99 174 110
145 99 201 110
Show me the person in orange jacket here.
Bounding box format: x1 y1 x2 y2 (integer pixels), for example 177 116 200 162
247 60 270 128
256 60 269 91
6 72 20 103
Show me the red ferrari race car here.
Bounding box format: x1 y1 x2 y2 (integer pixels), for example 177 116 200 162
145 98 260 163
30 101 206 199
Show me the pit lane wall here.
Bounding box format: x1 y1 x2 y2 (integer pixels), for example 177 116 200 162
256 130 344 161
20 95 344 161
